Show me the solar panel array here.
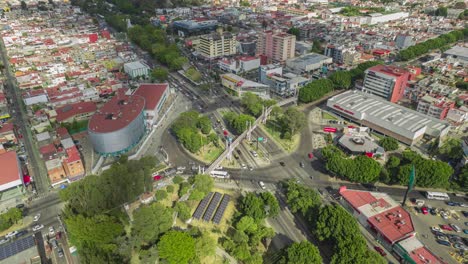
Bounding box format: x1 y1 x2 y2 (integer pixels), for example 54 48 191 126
192 192 213 219
212 194 231 224
0 235 35 260
202 192 222 222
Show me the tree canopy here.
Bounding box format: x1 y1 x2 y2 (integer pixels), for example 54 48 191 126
379 137 399 151
437 138 463 161
188 174 214 201
223 111 256 134
280 241 322 264
172 111 213 153
285 180 321 216
158 231 196 264
132 203 173 245
241 92 276 117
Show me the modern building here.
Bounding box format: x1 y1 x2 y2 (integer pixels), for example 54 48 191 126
256 31 296 63
62 146 85 181
395 34 414 49
239 39 256 56
325 44 346 64
46 158 67 187
327 90 450 145
197 30 237 59
218 56 261 74
123 61 150 79
259 65 307 97
360 65 410 103
364 12 409 25
0 122 17 144
285 53 332 74
339 187 415 247
88 89 146 156
54 101 97 123
446 106 468 125
172 20 218 37
133 83 170 128
220 73 270 99
416 95 455 120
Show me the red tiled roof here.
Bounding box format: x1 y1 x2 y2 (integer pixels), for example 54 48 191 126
0 123 14 134
64 146 80 163
56 101 97 123
368 64 409 78
409 247 444 264
39 143 56 155
368 206 414 243
88 89 145 133
340 189 377 208
56 127 70 139
0 151 21 187
133 83 168 111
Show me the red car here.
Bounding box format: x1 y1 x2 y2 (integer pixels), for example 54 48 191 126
374 246 387 256
308 153 314 159
440 225 454 231
421 207 428 215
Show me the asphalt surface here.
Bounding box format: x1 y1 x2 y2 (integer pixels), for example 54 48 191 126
0 38 49 194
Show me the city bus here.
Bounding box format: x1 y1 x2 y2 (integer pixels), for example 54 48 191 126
425 191 450 201
210 170 229 179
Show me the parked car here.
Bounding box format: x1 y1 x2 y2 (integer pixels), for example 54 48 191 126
431 226 442 233
436 240 451 247
450 224 462 233
440 225 454 231
429 208 437 215
463 211 468 218
437 235 449 242
15 230 28 238
32 224 44 232
58 248 64 258
447 201 459 206
279 161 285 166
464 229 468 234
308 153 314 159
299 162 304 168
453 213 460 220
0 238 9 245
374 246 387 256
49 226 55 236
241 163 247 169
454 243 468 251
421 207 428 215
414 207 421 214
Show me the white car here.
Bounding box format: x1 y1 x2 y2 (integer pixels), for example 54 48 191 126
431 226 442 233
259 181 266 190
49 226 55 236
241 163 247 169
33 214 41 222
32 225 44 232
5 231 18 239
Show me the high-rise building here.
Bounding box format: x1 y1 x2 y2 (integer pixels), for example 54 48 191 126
197 30 237 59
360 65 410 103
256 31 296 63
395 34 414 49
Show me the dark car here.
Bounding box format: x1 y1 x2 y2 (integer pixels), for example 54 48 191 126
429 208 437 215
16 204 24 209
436 240 451 247
374 246 387 256
462 211 468 217
299 162 304 168
279 161 285 166
414 207 421 213
15 230 28 238
447 201 459 206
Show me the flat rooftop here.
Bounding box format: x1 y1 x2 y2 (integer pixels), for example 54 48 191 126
338 133 379 153
88 89 145 134
366 64 409 78
133 83 168 111
443 46 468 58
287 52 332 64
0 151 21 191
327 91 450 139
396 236 444 264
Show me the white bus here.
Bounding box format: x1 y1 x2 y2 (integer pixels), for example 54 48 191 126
425 191 450 201
210 170 229 179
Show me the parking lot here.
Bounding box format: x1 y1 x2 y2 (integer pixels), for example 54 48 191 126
409 199 467 263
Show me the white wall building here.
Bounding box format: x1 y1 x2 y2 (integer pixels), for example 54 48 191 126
124 61 150 79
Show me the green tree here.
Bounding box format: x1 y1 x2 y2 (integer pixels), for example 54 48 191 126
173 175 184 184
197 116 212 134
280 107 306 136
260 192 280 217
437 138 463 160
236 216 258 233
239 193 267 221
191 174 214 198
166 185 175 193
155 190 168 200
179 182 190 196
194 232 216 260
241 92 263 117
151 67 168 81
158 231 196 264
298 79 334 103
287 27 300 40
20 0 27 9
169 56 188 70
280 241 322 264
175 202 192 221
386 156 400 168
435 6 448 17
286 180 321 215
379 137 399 151
132 203 172 245
329 71 352 89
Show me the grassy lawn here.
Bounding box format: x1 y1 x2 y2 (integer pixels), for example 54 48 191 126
259 124 300 153
322 111 338 120
189 141 225 163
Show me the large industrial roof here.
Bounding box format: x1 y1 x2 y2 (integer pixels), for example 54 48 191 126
328 90 450 139
88 89 145 134
0 151 21 190
55 101 96 123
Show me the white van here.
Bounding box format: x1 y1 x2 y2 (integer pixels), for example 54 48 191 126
415 199 425 206
259 181 266 190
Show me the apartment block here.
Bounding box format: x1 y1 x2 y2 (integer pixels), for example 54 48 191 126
360 65 410 103
256 31 296 63
416 95 455 120
197 31 237 59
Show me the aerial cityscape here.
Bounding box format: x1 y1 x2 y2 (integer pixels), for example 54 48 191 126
0 0 466 263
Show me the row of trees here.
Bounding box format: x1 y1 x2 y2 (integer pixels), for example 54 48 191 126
399 29 467 61
223 111 256 134
298 61 383 103
128 25 188 71
172 111 219 153
283 180 383 264
222 192 279 263
322 146 382 183
60 156 157 262
240 92 276 117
